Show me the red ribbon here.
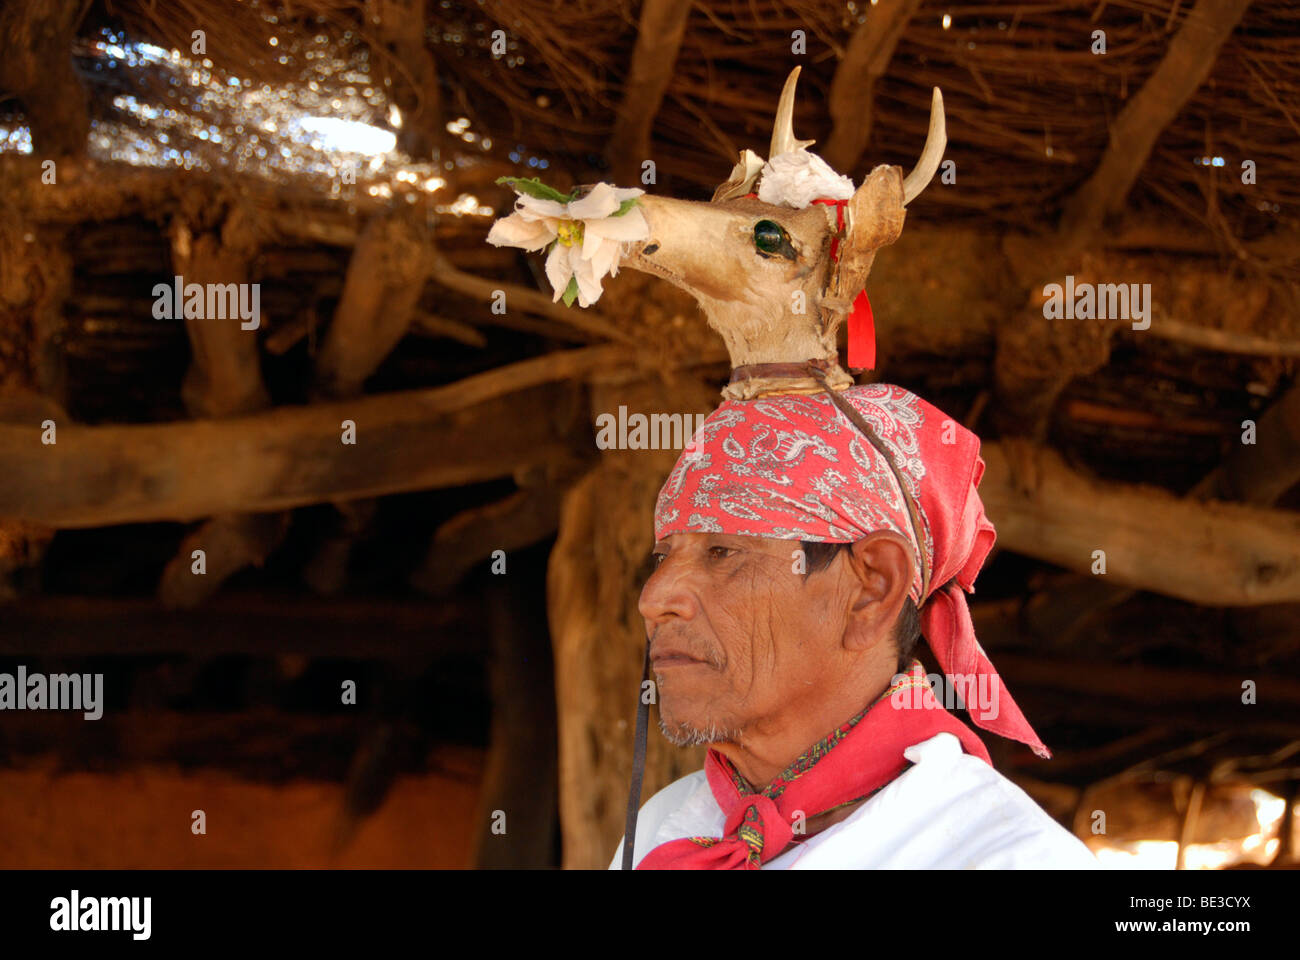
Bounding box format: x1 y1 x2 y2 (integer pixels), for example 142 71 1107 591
813 197 875 372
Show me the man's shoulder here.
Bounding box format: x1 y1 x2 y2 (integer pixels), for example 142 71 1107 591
637 768 713 827
610 733 1100 869
797 732 1098 869
608 769 715 869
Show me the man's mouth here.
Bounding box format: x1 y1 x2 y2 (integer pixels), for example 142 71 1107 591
650 648 711 669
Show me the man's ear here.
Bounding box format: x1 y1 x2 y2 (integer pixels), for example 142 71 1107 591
826 165 906 305
842 531 914 650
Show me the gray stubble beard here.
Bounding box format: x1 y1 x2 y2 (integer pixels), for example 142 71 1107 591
657 714 743 747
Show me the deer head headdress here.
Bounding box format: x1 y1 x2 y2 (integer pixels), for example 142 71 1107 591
488 66 946 399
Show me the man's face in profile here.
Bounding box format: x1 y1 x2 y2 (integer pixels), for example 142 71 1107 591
638 531 860 747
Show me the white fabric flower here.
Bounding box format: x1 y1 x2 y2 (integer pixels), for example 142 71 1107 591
487 181 650 307
756 149 854 209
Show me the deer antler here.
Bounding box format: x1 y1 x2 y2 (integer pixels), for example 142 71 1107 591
769 66 816 157
901 87 946 205
712 66 822 203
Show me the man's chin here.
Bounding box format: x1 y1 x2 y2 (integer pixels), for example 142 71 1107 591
657 712 742 748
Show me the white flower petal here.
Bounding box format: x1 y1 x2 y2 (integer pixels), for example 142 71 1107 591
514 195 569 220
567 183 621 220
583 207 650 243
586 237 619 279
568 182 645 220
572 256 604 306
544 242 573 302
487 214 556 251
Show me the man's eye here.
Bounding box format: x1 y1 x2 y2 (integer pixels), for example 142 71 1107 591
708 546 736 560
651 551 667 567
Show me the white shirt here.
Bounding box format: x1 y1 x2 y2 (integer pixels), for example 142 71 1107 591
609 732 1100 869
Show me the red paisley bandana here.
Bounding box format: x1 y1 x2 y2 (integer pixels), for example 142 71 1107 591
654 382 1050 759
635 660 992 869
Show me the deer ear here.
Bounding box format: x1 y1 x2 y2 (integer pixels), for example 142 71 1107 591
712 149 765 203
827 164 906 301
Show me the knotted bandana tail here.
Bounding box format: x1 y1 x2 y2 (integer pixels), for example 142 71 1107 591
921 582 1052 759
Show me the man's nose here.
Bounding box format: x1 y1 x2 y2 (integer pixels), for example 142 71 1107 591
638 555 699 624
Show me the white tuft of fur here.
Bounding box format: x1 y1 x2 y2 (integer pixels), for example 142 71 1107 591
756 149 855 208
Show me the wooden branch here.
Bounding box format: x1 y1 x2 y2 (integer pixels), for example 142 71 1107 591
0 221 73 409
411 454 591 595
991 303 1119 440
169 206 270 418
410 312 488 348
366 0 443 159
162 202 281 606
991 651 1300 739
1057 0 1254 253
606 0 694 187
822 0 924 175
979 438 1300 605
471 579 557 867
427 250 637 346
1145 316 1300 357
0 591 475 657
314 211 432 398
0 377 581 528
0 0 88 156
1191 378 1300 505
157 512 290 608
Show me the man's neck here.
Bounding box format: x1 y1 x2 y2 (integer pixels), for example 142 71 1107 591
712 672 894 790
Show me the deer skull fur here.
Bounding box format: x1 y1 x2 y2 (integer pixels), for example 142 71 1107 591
620 66 946 399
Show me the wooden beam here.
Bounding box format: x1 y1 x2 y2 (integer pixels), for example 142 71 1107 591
471 579 558 867
0 0 88 156
822 0 924 175
1057 0 1254 254
411 454 590 594
314 211 433 398
547 375 719 868
410 312 488 348
606 0 695 187
169 204 269 418
428 249 637 346
1191 380 1300 505
158 203 282 607
365 0 443 159
991 652 1300 739
158 512 291 608
979 438 1300 606
302 211 435 601
0 591 477 657
0 377 582 528
1145 317 1300 358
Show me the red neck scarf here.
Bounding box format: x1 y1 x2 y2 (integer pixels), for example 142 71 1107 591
635 660 992 869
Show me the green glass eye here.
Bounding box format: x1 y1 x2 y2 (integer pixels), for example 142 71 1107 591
754 219 786 253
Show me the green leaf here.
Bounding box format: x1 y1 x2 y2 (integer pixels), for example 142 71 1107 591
608 197 641 217
561 275 580 307
495 176 575 204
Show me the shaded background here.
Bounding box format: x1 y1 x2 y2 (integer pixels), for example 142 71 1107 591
0 0 1298 869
